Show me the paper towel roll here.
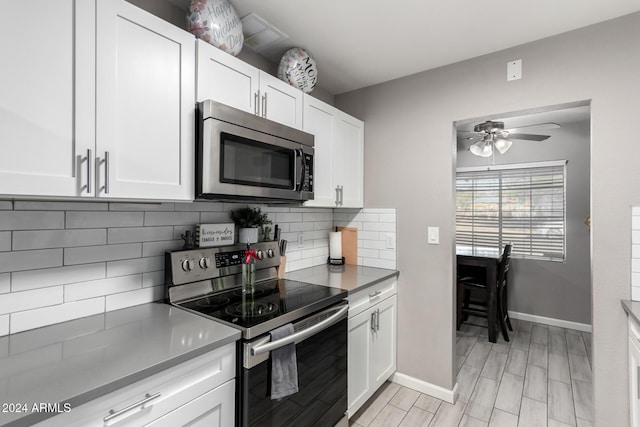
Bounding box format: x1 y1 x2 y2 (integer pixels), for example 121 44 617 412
329 231 342 259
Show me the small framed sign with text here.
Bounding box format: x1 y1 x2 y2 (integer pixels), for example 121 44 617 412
196 223 235 247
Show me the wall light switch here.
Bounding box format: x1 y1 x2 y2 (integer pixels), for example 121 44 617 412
428 227 440 244
297 232 304 248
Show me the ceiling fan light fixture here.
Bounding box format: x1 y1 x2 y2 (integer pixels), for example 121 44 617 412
494 138 513 154
470 140 493 157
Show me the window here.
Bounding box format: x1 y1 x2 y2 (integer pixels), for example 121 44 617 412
456 161 566 261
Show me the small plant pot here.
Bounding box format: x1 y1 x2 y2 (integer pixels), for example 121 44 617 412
239 227 259 244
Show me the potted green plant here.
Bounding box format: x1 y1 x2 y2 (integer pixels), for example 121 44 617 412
230 206 271 244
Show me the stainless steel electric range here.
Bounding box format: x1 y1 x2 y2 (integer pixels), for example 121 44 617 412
165 241 348 427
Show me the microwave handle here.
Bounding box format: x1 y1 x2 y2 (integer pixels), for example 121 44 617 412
293 148 305 191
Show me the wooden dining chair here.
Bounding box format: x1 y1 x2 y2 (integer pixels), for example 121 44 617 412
457 243 512 341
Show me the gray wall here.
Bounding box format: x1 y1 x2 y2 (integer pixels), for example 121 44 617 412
457 120 591 324
336 13 640 425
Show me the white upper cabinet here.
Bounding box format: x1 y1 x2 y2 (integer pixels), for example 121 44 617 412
197 40 303 130
0 0 195 201
0 0 88 197
258 71 303 130
335 113 365 208
95 0 195 200
303 96 364 208
196 40 259 114
302 96 337 206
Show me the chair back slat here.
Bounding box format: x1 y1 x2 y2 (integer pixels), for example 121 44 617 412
497 243 512 286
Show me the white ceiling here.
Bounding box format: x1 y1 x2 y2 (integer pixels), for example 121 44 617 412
173 0 640 94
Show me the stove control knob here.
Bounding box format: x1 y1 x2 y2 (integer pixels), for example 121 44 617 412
266 249 275 258
199 257 211 269
256 250 264 260
181 259 194 272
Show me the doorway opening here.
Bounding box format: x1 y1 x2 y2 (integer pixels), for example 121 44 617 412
452 101 593 422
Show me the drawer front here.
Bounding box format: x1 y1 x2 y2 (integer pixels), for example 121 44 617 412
145 379 234 427
36 343 235 427
348 278 397 318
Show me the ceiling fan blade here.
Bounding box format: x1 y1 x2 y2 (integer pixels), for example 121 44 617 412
504 122 560 133
507 133 551 141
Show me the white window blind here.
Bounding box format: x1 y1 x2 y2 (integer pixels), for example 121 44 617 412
456 161 566 261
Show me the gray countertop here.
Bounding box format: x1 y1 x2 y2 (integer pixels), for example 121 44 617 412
0 266 398 426
285 264 399 293
622 299 640 325
0 302 240 427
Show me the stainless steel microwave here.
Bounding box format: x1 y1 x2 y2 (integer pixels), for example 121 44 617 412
196 100 314 203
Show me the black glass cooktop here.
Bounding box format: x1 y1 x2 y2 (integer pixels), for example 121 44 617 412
177 279 347 339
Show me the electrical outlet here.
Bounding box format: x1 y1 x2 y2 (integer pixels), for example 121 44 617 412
507 59 522 81
297 232 304 247
385 234 396 249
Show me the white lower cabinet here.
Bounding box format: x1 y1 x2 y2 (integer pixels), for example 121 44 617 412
347 279 397 417
35 343 235 427
629 318 640 426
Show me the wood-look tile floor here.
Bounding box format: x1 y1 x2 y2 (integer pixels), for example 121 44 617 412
349 318 593 427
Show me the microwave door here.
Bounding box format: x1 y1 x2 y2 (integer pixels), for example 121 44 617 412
199 118 305 201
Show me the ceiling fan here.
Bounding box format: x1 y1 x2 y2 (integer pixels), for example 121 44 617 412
458 120 561 157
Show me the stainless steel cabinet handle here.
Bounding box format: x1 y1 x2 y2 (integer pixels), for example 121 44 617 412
369 290 381 299
103 392 161 422
85 149 92 194
371 311 376 332
335 186 340 206
252 305 348 356
254 91 259 115
262 92 267 118
376 308 380 331
104 151 110 194
337 185 344 206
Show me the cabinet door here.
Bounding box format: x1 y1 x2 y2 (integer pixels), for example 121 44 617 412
371 295 397 389
334 112 364 208
260 72 303 130
196 40 259 114
0 0 93 197
145 380 234 427
347 308 373 416
303 96 337 207
96 0 195 200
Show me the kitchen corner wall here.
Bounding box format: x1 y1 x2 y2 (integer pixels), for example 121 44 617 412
632 206 640 300
0 201 396 336
334 208 397 270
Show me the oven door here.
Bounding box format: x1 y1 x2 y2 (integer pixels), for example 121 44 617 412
237 303 348 427
198 114 313 202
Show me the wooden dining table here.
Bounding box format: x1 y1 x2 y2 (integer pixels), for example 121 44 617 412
456 246 502 343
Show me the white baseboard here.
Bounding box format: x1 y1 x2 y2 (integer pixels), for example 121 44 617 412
508 310 592 333
390 372 458 404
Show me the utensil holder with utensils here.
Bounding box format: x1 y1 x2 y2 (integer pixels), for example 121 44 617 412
276 237 287 278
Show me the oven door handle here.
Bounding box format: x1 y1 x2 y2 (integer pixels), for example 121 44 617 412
251 304 348 356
